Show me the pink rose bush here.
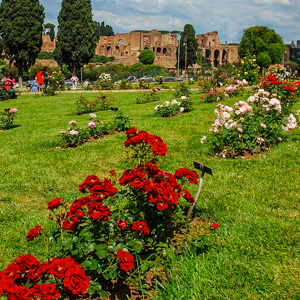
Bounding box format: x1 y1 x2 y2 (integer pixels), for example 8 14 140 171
204 85 300 157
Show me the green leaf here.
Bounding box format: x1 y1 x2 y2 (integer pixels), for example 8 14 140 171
140 263 149 272
133 244 142 253
96 249 108 259
95 242 108 250
81 260 92 267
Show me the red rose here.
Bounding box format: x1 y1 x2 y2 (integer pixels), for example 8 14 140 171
117 249 134 272
125 127 137 136
64 265 90 296
110 169 115 175
132 220 150 235
14 253 40 276
210 223 219 229
7 285 32 300
26 225 42 242
174 168 198 184
182 189 195 203
47 198 63 210
152 140 168 156
1 263 21 281
79 174 100 192
31 283 61 300
48 257 77 279
87 202 111 221
62 216 80 231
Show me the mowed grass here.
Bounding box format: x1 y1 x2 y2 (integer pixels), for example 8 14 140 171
0 89 299 299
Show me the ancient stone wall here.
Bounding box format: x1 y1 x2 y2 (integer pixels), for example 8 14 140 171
196 31 239 67
41 30 240 69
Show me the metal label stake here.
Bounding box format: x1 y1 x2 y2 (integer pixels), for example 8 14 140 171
187 161 213 219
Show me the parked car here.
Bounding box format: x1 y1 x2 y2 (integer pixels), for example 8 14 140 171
126 76 137 83
139 75 155 82
24 80 34 88
65 79 73 86
163 77 178 82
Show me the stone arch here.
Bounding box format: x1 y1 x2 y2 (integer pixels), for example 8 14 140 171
107 46 111 51
157 47 161 54
153 47 155 53
222 50 228 64
214 49 220 67
115 46 119 50
163 48 167 54
205 49 211 59
144 47 149 50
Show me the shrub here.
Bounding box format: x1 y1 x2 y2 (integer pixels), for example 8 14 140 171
44 70 65 96
0 107 17 130
60 112 130 147
95 73 114 90
1 128 206 299
223 79 248 98
174 83 191 98
76 94 115 115
205 88 300 157
202 87 225 103
232 55 260 85
136 87 160 104
154 96 191 117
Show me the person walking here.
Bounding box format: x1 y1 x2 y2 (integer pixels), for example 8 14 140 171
31 77 39 92
36 68 44 92
71 74 79 90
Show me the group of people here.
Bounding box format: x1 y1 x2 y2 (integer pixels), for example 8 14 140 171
30 66 49 93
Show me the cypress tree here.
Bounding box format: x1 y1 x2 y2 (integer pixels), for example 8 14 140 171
0 0 45 84
54 0 97 73
177 24 199 69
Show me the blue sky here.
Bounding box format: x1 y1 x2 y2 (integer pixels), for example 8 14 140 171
40 0 300 44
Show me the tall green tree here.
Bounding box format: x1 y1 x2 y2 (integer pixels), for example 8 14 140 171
94 21 114 39
238 26 285 69
54 0 97 73
0 0 45 85
45 23 56 41
177 24 199 70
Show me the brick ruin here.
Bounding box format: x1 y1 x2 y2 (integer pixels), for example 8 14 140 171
41 30 240 69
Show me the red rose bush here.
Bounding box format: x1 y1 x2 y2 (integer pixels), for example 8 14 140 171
1 128 200 299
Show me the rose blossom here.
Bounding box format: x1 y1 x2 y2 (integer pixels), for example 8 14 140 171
200 136 207 144
26 225 42 242
69 120 77 125
89 113 97 118
69 130 79 135
88 121 96 128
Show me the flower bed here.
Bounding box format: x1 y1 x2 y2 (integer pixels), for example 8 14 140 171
60 112 130 147
204 87 300 157
154 96 192 117
76 94 115 115
136 87 160 104
0 128 217 299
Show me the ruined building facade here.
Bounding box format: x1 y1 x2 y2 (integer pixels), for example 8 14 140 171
41 30 240 69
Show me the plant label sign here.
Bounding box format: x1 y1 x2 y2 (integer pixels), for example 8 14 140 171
193 161 213 176
187 161 213 219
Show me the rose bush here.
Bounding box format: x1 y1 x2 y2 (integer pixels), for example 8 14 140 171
1 128 207 298
136 87 160 104
0 108 17 130
204 85 300 157
76 94 115 115
45 70 65 96
60 112 131 147
154 96 192 117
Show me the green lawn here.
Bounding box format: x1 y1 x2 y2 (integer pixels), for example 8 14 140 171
0 89 299 299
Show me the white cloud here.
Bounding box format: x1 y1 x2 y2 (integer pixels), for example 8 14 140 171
40 0 300 43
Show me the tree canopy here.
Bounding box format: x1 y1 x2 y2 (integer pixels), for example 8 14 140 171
45 23 56 41
238 26 285 69
54 0 97 73
0 0 45 82
177 24 199 70
94 21 114 39
138 49 155 65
